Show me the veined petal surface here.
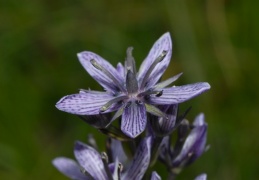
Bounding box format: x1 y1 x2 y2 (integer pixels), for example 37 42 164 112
78 51 124 92
122 137 151 179
74 141 108 180
138 32 172 89
121 101 147 138
56 91 117 115
149 82 210 105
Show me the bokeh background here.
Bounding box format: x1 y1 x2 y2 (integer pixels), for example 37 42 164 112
0 0 258 179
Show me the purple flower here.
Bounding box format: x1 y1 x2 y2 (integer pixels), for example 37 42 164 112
53 137 151 180
158 113 208 176
172 113 208 167
56 32 210 138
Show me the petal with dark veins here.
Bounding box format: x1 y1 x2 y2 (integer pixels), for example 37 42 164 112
122 137 151 179
121 101 147 138
74 141 108 180
149 82 210 105
56 91 119 115
78 51 124 92
138 32 172 89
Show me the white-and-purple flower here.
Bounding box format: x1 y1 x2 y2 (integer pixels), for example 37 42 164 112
56 32 210 138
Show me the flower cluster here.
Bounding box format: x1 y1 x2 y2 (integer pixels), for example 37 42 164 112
53 32 210 179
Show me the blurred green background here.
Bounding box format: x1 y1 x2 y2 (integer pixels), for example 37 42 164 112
0 0 258 179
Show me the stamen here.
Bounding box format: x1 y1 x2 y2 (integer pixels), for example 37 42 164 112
140 50 168 90
100 95 128 113
101 152 114 180
90 59 125 92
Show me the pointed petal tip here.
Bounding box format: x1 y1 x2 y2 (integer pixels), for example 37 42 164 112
194 113 207 126
74 141 87 151
162 32 172 47
121 129 138 138
203 82 211 90
151 171 161 180
161 32 172 46
77 52 82 58
55 96 68 110
77 51 88 58
77 51 88 62
121 126 146 138
52 157 61 166
162 32 171 38
52 157 73 168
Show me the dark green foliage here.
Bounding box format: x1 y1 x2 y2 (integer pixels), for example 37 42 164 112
0 0 258 179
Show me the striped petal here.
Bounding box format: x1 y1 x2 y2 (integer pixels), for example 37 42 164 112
138 32 172 89
56 91 118 115
121 101 147 138
122 137 151 179
74 141 108 180
149 82 211 105
52 157 87 180
78 51 125 92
